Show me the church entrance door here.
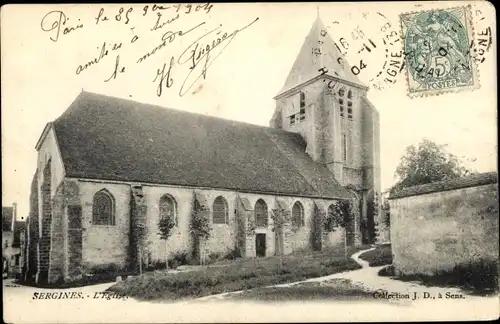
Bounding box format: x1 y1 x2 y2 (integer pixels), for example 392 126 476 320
255 233 266 257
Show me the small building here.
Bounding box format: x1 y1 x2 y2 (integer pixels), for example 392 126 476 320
2 203 25 278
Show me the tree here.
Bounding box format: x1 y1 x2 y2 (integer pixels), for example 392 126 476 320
246 213 258 268
382 199 391 228
324 200 352 260
391 139 474 194
158 216 176 271
366 192 380 244
270 206 291 274
189 201 211 265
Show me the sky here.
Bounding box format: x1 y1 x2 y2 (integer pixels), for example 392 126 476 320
1 2 497 220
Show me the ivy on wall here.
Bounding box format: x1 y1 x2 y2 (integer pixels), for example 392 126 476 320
324 200 352 232
366 192 380 244
157 215 176 271
189 199 211 265
270 205 291 273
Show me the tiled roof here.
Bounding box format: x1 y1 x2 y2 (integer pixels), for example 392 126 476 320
275 16 367 98
389 172 498 199
52 91 352 200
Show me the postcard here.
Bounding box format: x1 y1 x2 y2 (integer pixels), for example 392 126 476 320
1 2 498 323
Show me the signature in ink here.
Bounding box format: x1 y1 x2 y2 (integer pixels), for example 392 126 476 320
41 10 83 42
177 17 259 96
153 56 175 97
137 22 206 64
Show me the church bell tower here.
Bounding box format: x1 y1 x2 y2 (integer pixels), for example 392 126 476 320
270 13 382 244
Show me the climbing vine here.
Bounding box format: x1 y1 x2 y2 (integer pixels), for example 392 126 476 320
366 192 380 244
158 215 176 270
323 200 351 232
189 199 211 265
270 206 290 273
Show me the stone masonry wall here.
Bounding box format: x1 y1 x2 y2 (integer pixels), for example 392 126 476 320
78 181 130 269
65 180 83 281
130 184 148 272
74 179 355 271
37 160 52 284
390 183 499 276
24 170 39 283
48 182 65 283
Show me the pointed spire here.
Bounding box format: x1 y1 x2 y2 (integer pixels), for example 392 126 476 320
275 15 367 98
316 6 320 19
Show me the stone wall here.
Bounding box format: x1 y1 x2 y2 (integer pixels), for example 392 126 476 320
48 182 65 283
37 160 52 284
24 170 39 283
64 180 83 281
73 179 351 270
78 181 131 268
389 173 499 275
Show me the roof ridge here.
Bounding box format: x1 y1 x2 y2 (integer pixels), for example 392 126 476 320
74 91 300 136
54 91 352 199
390 171 498 199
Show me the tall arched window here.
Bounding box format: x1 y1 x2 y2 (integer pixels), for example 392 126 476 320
292 201 305 227
212 196 228 224
255 199 268 227
92 189 115 225
159 194 177 225
347 90 352 99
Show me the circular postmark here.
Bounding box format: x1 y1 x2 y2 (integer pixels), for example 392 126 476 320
321 11 405 91
403 10 472 87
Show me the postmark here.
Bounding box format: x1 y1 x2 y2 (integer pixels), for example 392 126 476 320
317 11 405 93
400 6 479 97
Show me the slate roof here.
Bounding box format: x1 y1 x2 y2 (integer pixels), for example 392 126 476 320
52 91 352 199
275 17 367 98
2 207 13 232
389 172 498 199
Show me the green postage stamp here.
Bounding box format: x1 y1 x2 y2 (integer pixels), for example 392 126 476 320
401 6 478 97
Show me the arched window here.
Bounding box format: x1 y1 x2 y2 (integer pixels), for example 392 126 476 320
255 199 268 227
212 196 228 224
292 201 305 227
338 87 345 97
347 90 352 99
159 194 177 225
92 189 115 225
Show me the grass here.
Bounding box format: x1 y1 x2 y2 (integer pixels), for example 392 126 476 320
358 243 392 267
225 279 377 301
378 259 499 296
107 245 371 301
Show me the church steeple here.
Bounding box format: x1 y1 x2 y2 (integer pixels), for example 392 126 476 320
275 15 366 99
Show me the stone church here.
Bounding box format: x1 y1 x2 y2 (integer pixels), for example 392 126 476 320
23 16 381 284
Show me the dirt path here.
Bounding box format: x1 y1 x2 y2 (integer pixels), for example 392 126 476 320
196 247 499 306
